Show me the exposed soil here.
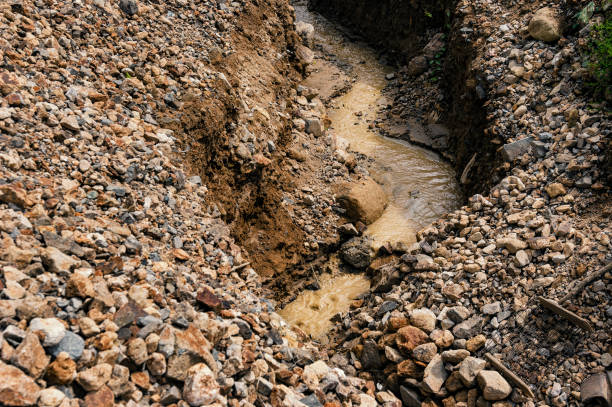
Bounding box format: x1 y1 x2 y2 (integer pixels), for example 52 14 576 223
165 0 315 287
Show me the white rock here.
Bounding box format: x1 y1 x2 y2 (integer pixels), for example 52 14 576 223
38 387 66 407
183 363 220 406
29 318 66 347
410 308 437 332
477 370 512 401
302 360 330 388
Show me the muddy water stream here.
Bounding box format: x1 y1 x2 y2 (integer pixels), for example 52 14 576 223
279 6 461 338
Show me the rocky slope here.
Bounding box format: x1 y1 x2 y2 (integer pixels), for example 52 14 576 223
0 0 382 406
311 0 611 406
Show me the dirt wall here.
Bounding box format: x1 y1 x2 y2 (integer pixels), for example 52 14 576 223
166 0 313 280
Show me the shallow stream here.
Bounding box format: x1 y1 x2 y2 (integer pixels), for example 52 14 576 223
279 6 461 338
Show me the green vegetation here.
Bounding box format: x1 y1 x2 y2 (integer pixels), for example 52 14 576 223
429 37 446 83
584 10 612 99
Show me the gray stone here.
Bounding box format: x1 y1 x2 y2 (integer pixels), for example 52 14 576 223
501 137 534 162
399 385 421 407
458 357 487 386
413 342 437 363
305 118 323 137
256 377 274 396
447 306 471 323
340 237 372 269
422 354 447 393
48 331 85 360
119 0 138 16
482 302 502 315
300 394 323 407
360 339 383 369
453 316 483 339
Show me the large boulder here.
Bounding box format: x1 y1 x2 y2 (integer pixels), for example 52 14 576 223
335 177 388 224
528 7 562 42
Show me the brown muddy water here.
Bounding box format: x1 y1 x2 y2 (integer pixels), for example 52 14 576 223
279 6 460 338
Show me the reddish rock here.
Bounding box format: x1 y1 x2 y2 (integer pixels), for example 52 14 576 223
131 371 150 390
11 332 49 378
196 287 222 311
0 183 33 208
172 248 190 260
83 385 114 407
46 352 77 384
113 301 146 328
65 272 94 298
396 359 424 379
6 92 24 106
387 316 409 331
0 360 41 406
395 326 429 354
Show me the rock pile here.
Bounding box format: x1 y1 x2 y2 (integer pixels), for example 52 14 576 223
0 0 381 405
324 1 610 406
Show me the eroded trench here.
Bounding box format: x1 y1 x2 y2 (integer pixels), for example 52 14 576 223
278 7 461 338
